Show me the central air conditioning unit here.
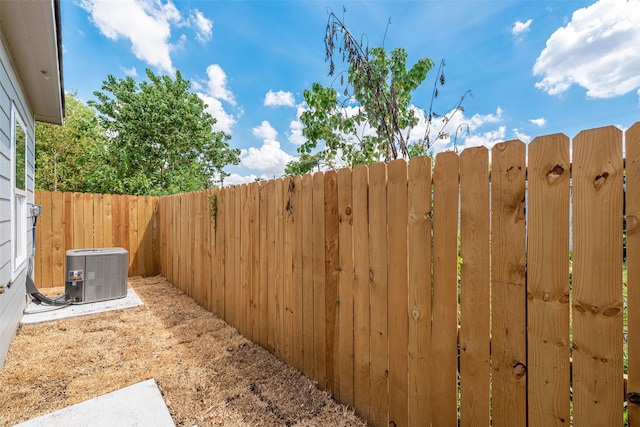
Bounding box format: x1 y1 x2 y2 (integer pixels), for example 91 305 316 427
65 248 129 304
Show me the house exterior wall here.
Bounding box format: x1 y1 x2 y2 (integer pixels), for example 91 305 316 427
0 32 37 367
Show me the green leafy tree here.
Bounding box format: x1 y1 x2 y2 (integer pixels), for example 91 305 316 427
35 92 106 192
286 12 469 175
88 69 239 196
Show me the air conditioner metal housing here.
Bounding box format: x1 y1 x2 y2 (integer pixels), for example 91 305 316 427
65 248 129 304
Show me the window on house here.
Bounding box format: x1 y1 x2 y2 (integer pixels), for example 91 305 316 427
11 106 27 281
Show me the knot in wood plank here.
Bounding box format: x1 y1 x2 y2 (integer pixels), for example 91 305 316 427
627 215 640 234
593 171 609 189
627 392 640 405
546 164 565 184
512 362 526 380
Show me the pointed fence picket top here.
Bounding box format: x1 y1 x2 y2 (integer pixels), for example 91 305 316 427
34 121 640 426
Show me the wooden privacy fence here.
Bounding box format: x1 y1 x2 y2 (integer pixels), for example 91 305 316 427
33 192 160 287
157 123 640 426
31 122 640 426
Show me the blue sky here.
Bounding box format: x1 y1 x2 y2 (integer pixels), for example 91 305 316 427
61 0 640 185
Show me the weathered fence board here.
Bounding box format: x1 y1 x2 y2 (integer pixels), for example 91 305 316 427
201 191 213 312
264 181 275 352
312 171 327 389
368 161 389 426
527 133 571 427
283 179 294 366
256 184 267 347
459 146 490 427
572 126 624 426
51 191 64 286
491 140 527 427
407 155 431 426
275 178 285 358
337 167 354 408
301 173 314 380
431 151 459 427
387 159 409 427
250 184 261 340
37 191 52 286
324 171 339 395
628 122 640 426
290 176 303 372
351 164 370 420
72 192 82 249
93 193 104 249
82 193 94 249
136 194 146 277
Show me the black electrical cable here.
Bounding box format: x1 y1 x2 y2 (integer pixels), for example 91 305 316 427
26 274 71 306
28 215 37 277
26 208 75 306
23 300 72 315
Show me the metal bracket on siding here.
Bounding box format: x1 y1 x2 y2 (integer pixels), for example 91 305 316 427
0 278 12 294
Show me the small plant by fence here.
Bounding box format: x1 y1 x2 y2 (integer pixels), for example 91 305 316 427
34 122 640 426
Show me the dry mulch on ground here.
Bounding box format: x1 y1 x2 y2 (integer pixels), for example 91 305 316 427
0 276 366 426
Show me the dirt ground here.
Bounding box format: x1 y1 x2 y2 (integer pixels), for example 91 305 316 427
0 276 366 426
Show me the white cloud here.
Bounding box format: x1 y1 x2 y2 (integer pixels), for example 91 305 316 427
205 64 236 105
286 100 510 159
264 90 295 107
80 0 182 74
467 107 504 130
252 120 278 140
288 100 508 157
241 121 294 177
533 0 640 98
287 119 305 145
529 117 546 127
287 104 308 145
194 64 239 134
174 33 187 51
192 9 213 42
410 106 507 153
512 19 533 40
459 126 507 151
122 66 138 77
514 128 532 143
224 173 260 186
197 93 236 134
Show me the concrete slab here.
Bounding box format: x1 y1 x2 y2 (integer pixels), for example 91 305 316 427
21 288 143 324
13 379 174 427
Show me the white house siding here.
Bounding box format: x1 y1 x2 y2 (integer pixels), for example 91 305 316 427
0 33 36 367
